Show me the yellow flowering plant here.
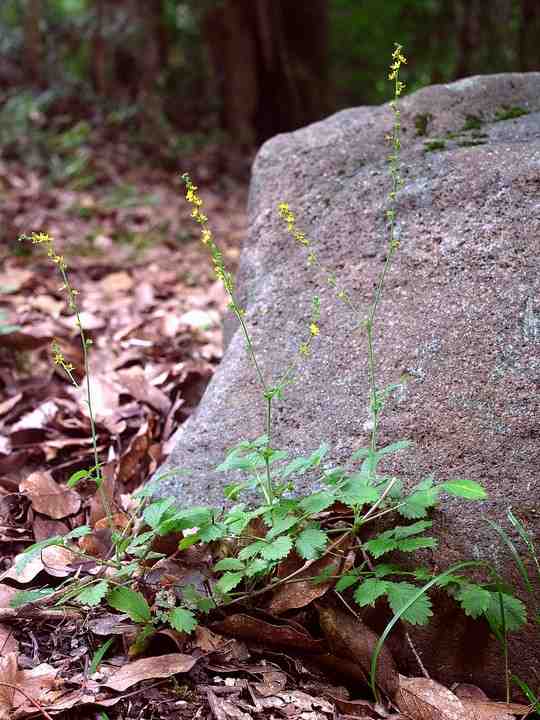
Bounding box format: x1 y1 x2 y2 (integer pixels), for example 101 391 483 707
13 47 525 687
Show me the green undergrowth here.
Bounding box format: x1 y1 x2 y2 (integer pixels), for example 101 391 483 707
11 45 535 706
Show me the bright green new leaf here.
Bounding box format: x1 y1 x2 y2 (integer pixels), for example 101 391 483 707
168 607 197 634
76 580 109 607
354 578 389 607
107 587 151 624
295 527 328 560
385 581 433 625
261 535 293 561
442 479 487 500
67 468 90 488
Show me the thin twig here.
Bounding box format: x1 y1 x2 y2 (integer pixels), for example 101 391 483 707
0 607 81 622
406 631 430 679
0 681 55 720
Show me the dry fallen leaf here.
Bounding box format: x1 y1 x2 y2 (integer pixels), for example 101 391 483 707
397 675 474 720
0 584 18 609
19 471 81 519
461 699 529 720
212 614 326 654
0 624 19 655
103 653 198 692
318 605 399 700
0 652 18 720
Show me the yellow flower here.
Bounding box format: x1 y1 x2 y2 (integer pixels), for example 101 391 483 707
201 228 212 245
310 322 320 337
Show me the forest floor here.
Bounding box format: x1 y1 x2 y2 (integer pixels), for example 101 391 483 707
0 135 536 720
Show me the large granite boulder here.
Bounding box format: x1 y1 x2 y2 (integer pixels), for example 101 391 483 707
157 74 540 695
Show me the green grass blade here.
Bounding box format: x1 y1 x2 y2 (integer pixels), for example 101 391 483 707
369 561 487 701
486 518 533 594
511 675 540 712
90 637 115 674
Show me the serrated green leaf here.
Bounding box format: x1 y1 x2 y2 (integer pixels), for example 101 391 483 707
282 444 329 479
442 479 487 500
386 581 433 625
393 521 433 539
335 571 361 592
66 525 92 540
396 536 437 553
238 541 267 561
143 498 176 530
354 579 389 607
107 587 151 624
299 491 336 515
157 506 212 535
199 523 226 542
181 585 215 613
261 535 293 561
484 591 527 632
245 558 270 577
373 563 403 577
214 557 245 572
339 481 379 509
364 536 398 559
295 528 328 560
127 530 155 552
399 481 439 519
90 637 115 674
267 514 299 540
76 580 109 607
216 571 245 594
457 585 492 618
168 607 197 633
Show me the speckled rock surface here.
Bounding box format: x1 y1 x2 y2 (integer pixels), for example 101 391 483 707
157 73 540 694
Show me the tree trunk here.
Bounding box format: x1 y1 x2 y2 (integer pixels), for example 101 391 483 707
23 0 43 86
91 0 108 95
519 0 540 71
202 0 330 148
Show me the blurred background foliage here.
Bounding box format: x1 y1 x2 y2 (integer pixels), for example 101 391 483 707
1 0 539 165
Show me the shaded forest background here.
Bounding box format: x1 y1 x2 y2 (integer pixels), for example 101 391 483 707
2 0 540 168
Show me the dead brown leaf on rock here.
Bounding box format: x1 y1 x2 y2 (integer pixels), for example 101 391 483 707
318 604 399 700
212 613 326 654
19 471 81 519
269 543 353 614
103 652 198 692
